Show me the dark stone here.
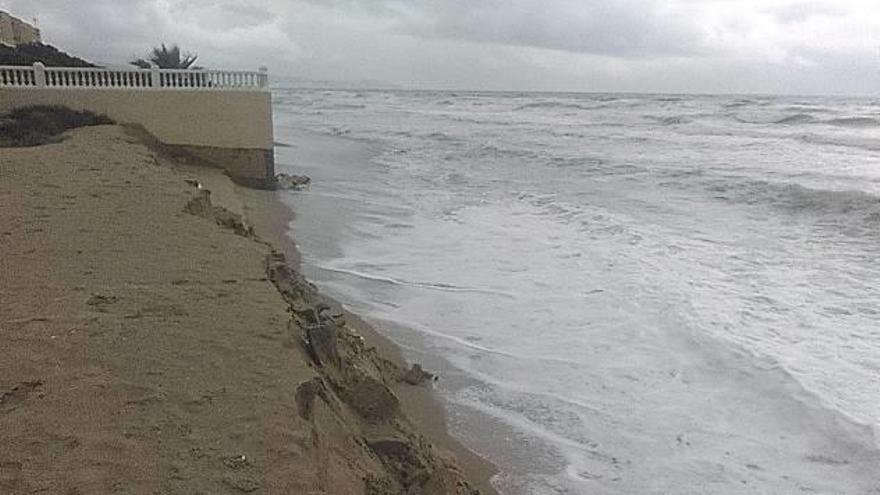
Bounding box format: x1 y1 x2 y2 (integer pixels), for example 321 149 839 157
306 323 340 368
401 364 435 386
366 438 411 459
265 251 316 307
294 377 326 421
183 189 254 237
342 370 400 421
274 173 311 190
211 206 254 237
183 189 213 218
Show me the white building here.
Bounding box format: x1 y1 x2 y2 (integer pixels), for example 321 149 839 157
0 11 41 47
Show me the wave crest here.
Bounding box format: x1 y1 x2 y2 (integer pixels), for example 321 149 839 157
707 179 880 224
513 101 597 112
825 117 880 128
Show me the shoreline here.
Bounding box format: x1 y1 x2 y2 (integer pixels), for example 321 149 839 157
233 152 500 495
0 125 497 494
270 92 880 494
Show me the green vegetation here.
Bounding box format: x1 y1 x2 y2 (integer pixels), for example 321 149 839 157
0 42 96 67
0 105 113 147
131 44 198 69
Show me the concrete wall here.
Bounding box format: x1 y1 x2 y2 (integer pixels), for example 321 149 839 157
0 87 275 186
0 12 40 46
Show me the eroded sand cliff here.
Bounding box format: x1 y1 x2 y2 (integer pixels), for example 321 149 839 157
0 126 493 494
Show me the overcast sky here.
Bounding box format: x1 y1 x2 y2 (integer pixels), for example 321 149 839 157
3 0 880 95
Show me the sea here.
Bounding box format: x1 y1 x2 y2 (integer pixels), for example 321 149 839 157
272 90 880 495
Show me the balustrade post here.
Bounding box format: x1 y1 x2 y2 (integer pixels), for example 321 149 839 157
33 62 46 87
258 66 268 88
150 63 160 88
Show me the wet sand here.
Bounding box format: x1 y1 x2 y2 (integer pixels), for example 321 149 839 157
234 146 500 495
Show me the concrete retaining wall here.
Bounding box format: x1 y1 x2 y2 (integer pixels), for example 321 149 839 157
0 87 275 187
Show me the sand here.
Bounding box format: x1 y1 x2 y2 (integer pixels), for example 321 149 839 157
0 125 496 494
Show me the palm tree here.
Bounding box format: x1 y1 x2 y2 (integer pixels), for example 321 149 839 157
131 44 198 69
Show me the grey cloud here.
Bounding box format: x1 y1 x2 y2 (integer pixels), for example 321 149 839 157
770 1 848 24
378 0 705 57
169 1 276 30
1 0 878 95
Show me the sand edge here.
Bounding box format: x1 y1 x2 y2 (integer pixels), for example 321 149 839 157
0 124 497 494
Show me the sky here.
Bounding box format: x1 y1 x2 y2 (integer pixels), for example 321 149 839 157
2 0 880 95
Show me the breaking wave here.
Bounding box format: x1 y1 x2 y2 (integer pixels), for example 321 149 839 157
706 179 880 224
645 115 693 126
800 134 880 152
774 113 816 125
316 264 516 298
733 113 880 128
513 101 600 112
825 117 880 128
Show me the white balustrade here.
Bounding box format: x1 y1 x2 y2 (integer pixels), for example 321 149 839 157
0 63 269 91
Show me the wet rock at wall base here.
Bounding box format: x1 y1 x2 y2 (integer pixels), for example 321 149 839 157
401 364 435 386
275 173 311 190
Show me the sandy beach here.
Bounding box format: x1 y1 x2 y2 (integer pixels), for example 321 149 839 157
5 1 879 492
0 125 496 494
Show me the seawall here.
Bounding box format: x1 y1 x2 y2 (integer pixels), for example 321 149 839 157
0 86 275 188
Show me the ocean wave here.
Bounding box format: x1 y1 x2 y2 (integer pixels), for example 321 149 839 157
731 112 816 125
706 179 880 223
424 131 458 142
774 113 816 125
317 264 517 298
449 115 520 126
825 117 880 128
732 112 880 128
662 167 704 178
513 101 598 112
328 126 351 136
800 134 880 152
315 103 367 110
373 130 460 142
645 115 693 126
724 100 752 109
723 98 770 109
550 156 605 168
462 143 541 160
782 105 834 114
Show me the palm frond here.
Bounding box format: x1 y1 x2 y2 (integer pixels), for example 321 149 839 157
130 43 198 69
